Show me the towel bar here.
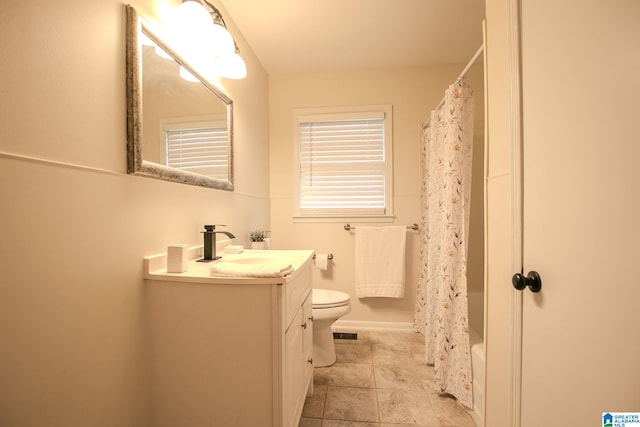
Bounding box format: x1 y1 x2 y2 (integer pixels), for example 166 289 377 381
344 223 419 231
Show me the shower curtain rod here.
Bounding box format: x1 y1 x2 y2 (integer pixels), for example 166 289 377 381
422 44 484 130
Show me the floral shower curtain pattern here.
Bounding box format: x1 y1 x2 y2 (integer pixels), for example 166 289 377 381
415 80 475 408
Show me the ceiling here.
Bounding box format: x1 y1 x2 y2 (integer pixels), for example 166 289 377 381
219 0 485 75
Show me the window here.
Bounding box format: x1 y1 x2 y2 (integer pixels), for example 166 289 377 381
293 105 393 220
161 117 229 180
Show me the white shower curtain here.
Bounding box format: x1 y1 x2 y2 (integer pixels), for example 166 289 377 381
415 80 474 408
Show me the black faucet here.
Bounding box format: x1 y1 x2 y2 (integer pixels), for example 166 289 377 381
197 225 235 262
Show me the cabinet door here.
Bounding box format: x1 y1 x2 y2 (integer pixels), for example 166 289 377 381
284 261 312 327
284 308 305 427
302 293 313 388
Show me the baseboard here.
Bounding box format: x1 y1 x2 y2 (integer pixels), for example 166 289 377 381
333 319 415 332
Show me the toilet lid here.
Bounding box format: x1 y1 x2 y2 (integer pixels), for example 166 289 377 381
312 289 351 308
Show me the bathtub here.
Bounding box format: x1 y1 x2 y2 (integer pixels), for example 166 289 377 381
469 328 484 427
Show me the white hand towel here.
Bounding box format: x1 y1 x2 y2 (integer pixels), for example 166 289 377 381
355 226 406 298
210 261 294 278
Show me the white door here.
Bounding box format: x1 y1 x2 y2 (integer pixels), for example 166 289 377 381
518 0 640 425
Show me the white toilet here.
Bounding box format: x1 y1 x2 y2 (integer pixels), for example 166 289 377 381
311 288 352 367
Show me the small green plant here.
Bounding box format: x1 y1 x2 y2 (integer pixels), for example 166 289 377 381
249 230 266 242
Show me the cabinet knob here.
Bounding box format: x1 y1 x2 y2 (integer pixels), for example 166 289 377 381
307 358 313 365
301 322 307 329
308 315 314 322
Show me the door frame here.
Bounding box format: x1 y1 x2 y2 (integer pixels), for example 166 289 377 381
483 0 523 425
507 0 523 425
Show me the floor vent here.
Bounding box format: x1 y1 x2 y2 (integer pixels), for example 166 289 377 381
333 332 358 340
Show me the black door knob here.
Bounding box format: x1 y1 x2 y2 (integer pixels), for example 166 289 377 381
512 271 542 293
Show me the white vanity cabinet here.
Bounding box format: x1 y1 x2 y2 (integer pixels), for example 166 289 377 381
144 250 314 427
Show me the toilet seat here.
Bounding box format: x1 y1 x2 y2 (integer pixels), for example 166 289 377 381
312 289 351 309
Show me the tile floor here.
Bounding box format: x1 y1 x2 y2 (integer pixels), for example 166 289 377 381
298 329 477 427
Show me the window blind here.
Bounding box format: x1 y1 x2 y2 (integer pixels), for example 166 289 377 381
298 116 386 216
166 126 228 180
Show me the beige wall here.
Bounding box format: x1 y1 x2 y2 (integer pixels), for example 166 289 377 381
0 0 269 424
269 66 484 327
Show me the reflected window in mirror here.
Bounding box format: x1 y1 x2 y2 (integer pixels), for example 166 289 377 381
162 118 229 180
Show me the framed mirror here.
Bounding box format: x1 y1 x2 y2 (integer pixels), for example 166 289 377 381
126 5 233 190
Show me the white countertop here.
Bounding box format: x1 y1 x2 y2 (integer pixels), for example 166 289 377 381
144 248 315 285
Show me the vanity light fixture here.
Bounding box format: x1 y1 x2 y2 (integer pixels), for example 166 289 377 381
169 0 247 80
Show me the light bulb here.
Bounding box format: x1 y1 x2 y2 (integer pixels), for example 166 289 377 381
218 52 247 79
209 24 235 56
167 1 213 55
170 1 211 35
